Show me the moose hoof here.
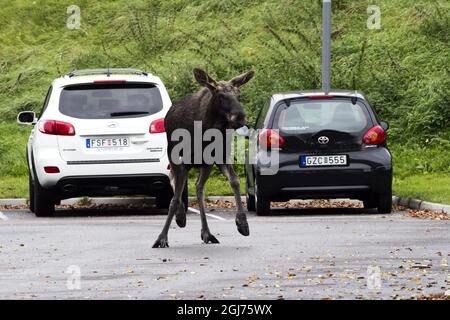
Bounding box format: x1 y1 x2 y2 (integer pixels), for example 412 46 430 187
201 230 220 244
235 213 250 236
152 235 169 248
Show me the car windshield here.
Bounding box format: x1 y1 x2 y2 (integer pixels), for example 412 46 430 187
59 83 163 119
275 99 369 133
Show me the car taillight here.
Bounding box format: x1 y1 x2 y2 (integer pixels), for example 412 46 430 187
44 166 60 174
259 129 285 149
38 120 76 136
150 118 165 134
363 125 386 145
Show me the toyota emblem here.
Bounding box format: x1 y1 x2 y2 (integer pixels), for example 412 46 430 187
318 136 329 144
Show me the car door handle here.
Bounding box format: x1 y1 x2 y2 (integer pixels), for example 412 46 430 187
131 139 149 144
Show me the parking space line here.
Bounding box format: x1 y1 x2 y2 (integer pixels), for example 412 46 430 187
188 207 228 221
0 211 9 221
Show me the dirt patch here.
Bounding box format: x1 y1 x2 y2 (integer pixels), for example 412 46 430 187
407 209 450 220
189 199 363 209
415 293 450 300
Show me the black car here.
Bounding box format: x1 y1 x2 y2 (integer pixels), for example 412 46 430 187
245 91 392 215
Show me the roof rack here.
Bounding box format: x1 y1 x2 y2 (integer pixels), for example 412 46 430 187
65 68 149 78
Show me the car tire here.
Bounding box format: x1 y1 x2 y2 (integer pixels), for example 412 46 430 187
363 194 377 209
28 171 35 213
255 182 270 216
34 180 55 217
246 176 256 211
157 183 188 211
377 192 392 214
156 192 171 209
246 193 256 211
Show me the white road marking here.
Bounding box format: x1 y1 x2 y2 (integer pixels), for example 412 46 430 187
0 211 9 221
188 207 228 221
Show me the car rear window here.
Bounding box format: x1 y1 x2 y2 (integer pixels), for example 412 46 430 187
275 100 369 133
59 83 163 119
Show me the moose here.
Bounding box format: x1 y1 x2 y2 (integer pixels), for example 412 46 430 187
153 68 255 248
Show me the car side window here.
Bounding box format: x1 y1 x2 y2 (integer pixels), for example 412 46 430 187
38 86 53 119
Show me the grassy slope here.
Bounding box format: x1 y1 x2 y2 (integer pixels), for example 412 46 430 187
393 174 450 204
0 0 448 202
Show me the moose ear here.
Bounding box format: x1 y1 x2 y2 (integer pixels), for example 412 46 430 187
230 70 255 88
193 68 217 91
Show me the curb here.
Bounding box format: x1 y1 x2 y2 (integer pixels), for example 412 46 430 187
392 196 450 214
1 196 449 214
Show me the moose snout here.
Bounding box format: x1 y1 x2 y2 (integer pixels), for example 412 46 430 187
229 111 247 129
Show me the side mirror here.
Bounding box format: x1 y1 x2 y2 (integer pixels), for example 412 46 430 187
380 121 389 131
235 125 249 137
17 111 37 125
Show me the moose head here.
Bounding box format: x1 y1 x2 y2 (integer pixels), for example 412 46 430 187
193 68 254 129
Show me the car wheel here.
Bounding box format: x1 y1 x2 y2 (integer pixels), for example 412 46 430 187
246 193 256 211
377 192 392 214
246 177 255 211
156 183 188 211
156 192 171 209
255 182 270 216
28 171 35 213
363 194 377 209
34 180 55 217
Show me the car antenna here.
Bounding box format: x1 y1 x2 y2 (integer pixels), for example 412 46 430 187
107 64 111 77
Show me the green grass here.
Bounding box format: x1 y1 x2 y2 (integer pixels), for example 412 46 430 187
0 123 32 177
187 174 245 197
0 176 28 199
393 173 450 204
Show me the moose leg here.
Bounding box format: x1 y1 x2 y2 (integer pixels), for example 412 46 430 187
153 165 188 248
218 164 250 236
196 166 219 244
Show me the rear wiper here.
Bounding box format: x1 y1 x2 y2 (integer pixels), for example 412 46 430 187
110 111 149 117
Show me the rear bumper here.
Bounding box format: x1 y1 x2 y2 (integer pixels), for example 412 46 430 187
32 147 170 188
55 174 171 199
257 170 392 200
254 147 392 200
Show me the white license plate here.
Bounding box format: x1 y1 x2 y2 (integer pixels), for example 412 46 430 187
300 155 347 167
86 137 130 149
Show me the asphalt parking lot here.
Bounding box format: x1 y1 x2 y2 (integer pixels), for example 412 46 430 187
0 205 448 299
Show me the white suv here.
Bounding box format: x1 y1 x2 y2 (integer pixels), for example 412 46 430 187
17 69 186 217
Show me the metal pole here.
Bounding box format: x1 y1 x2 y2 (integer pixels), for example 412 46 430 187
322 0 331 94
